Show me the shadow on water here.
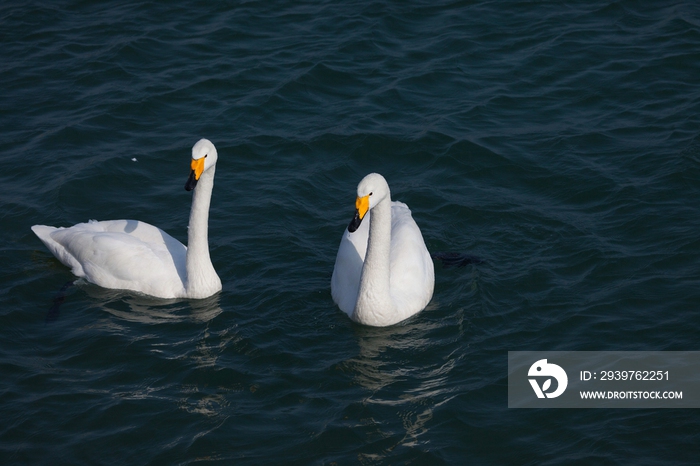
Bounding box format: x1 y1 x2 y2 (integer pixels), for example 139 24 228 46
431 251 486 268
44 280 76 322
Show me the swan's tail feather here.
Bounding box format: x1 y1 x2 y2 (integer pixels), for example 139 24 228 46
31 224 57 243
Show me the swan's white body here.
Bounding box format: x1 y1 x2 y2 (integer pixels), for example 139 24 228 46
331 173 434 326
32 138 222 299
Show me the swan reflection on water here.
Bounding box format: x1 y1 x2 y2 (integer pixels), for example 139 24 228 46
74 283 224 325
340 312 461 450
78 285 232 419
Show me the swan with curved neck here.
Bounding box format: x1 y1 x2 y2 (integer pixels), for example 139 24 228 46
32 138 222 299
331 173 434 326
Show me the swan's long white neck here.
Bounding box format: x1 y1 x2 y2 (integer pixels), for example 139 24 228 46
353 194 396 324
185 167 221 298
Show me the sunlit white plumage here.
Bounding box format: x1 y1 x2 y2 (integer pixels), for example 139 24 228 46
31 138 222 299
331 173 434 326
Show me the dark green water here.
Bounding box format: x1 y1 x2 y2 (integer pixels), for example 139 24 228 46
2 1 700 464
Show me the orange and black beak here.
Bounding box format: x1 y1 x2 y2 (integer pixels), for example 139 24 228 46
347 194 370 233
185 157 206 191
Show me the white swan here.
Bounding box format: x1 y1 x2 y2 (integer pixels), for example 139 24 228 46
31 138 222 299
331 173 434 326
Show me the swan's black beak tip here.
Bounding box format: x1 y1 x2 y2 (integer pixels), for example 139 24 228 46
185 170 198 191
347 210 362 233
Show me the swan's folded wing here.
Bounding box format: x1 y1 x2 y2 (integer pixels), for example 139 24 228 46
44 226 186 297
96 219 181 246
389 202 435 312
87 220 187 275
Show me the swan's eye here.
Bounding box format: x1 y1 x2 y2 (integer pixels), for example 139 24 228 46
369 192 373 196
